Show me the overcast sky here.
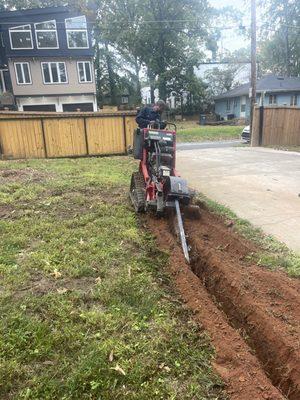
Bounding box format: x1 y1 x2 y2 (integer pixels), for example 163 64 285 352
209 0 251 53
210 0 246 8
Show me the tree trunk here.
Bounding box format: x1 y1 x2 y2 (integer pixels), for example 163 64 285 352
158 77 167 102
180 95 183 116
94 39 102 105
147 68 155 104
284 7 291 76
157 1 167 101
285 26 291 76
104 41 117 105
134 58 142 104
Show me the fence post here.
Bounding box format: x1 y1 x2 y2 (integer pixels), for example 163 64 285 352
122 115 127 154
83 117 89 155
41 118 48 158
0 135 3 159
258 105 264 146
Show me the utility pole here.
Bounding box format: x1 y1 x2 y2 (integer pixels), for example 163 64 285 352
284 6 291 76
250 0 257 138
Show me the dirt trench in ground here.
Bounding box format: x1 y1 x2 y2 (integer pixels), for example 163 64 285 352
144 207 300 400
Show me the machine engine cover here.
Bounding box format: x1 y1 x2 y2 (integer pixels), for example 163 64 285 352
133 129 144 160
164 176 190 205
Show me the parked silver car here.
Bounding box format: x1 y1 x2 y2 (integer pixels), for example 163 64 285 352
241 125 250 143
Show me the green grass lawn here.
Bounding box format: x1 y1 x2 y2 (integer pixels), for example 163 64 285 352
176 121 244 143
0 157 225 400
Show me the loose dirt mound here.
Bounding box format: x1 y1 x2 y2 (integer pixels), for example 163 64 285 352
0 168 51 184
145 207 300 400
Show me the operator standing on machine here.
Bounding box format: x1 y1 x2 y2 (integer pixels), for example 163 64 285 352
136 100 167 129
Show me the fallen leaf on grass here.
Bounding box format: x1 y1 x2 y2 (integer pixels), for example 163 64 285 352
159 363 171 372
111 364 126 376
57 287 68 294
51 269 62 279
43 360 55 366
95 277 102 285
108 350 114 362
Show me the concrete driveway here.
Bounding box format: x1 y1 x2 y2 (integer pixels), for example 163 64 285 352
177 146 300 253
177 139 243 151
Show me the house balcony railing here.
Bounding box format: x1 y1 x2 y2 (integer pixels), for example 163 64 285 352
0 91 16 110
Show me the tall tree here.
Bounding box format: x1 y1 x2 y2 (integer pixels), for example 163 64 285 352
0 0 97 14
204 65 240 99
95 0 145 104
259 0 300 76
139 0 210 101
95 0 211 104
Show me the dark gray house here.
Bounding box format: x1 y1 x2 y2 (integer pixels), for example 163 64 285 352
214 75 300 121
0 6 97 111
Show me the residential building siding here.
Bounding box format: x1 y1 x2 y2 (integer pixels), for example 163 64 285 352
8 58 96 96
0 6 97 112
214 76 300 121
215 93 299 120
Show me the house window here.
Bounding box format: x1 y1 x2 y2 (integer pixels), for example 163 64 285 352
65 16 88 49
233 98 238 107
269 94 277 105
121 96 129 104
290 95 298 106
41 62 67 84
14 62 32 84
226 99 231 111
240 104 246 113
35 20 58 49
9 24 33 49
77 61 92 83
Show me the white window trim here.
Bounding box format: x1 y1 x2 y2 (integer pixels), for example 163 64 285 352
41 62 68 85
14 62 32 85
34 19 59 50
77 61 93 83
291 94 298 106
9 24 33 50
269 94 277 105
65 16 89 49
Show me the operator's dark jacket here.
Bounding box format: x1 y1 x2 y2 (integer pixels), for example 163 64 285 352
136 106 165 129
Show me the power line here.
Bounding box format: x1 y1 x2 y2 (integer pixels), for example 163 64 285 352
1 19 300 32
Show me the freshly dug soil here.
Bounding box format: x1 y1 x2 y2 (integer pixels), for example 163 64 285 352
145 207 300 400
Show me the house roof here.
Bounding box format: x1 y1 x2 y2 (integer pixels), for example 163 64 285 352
214 75 300 100
0 6 67 20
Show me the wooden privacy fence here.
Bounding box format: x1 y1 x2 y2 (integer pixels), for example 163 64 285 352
252 106 300 146
0 111 137 159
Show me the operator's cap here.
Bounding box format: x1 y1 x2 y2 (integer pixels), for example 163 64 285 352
155 99 167 110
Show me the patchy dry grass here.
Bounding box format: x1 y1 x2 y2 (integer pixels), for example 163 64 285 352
176 121 243 143
0 157 225 400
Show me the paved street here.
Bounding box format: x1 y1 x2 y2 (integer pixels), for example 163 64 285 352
177 146 300 253
177 139 243 150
